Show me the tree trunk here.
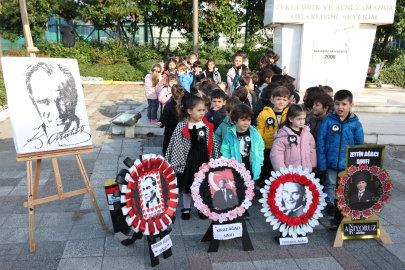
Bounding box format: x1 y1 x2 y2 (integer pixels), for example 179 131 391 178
118 22 122 47
249 33 254 46
157 27 163 52
44 28 47 41
0 3 3 67
167 27 173 49
148 21 154 48
119 22 130 47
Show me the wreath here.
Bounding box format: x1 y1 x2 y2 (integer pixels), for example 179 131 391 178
260 165 327 238
337 164 392 219
118 154 178 235
191 157 255 223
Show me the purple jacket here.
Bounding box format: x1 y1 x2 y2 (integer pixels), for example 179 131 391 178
270 125 317 172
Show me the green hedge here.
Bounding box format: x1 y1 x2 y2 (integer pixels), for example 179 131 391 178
370 47 405 87
79 63 144 81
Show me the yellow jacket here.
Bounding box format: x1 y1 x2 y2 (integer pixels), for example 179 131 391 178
257 107 289 149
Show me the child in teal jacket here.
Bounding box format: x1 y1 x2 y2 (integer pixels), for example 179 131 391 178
215 97 242 148
220 104 265 181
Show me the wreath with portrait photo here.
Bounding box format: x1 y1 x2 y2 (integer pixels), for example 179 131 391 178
191 157 255 223
260 165 327 238
117 154 178 235
336 164 392 219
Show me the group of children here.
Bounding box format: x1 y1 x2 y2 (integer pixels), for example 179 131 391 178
144 50 364 221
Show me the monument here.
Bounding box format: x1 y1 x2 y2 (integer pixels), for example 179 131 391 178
264 0 397 92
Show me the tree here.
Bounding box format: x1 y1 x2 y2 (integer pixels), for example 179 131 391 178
374 0 405 49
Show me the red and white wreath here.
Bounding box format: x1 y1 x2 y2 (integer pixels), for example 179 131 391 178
337 164 392 219
260 165 327 238
119 154 178 235
191 157 255 223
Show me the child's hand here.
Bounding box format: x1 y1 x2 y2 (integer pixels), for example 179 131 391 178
238 68 242 76
156 122 162 127
213 106 219 111
283 66 287 75
289 95 296 104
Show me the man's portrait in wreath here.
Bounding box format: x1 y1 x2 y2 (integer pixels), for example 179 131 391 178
281 182 307 217
209 171 238 210
142 176 160 209
350 171 375 204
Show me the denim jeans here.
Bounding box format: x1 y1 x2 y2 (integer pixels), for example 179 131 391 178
325 168 338 204
147 99 159 120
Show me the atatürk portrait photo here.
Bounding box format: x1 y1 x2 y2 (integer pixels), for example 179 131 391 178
209 171 239 211
281 182 307 217
350 171 375 204
142 176 161 209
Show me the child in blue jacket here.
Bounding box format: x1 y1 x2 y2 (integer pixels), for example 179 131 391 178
177 63 193 92
317 90 364 216
221 104 265 220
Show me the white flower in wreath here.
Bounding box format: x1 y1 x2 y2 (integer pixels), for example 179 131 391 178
242 198 252 208
196 201 203 207
202 208 208 214
211 212 217 218
236 207 243 214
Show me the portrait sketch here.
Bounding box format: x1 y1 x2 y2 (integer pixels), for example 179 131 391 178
140 173 164 219
281 182 307 217
2 57 92 154
209 169 239 211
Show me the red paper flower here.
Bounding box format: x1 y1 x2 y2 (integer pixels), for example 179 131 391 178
287 217 294 227
285 174 293 182
313 190 320 198
340 175 349 185
306 209 314 219
299 176 307 185
278 176 286 184
370 166 380 176
336 186 344 197
270 185 278 193
358 164 368 171
342 205 351 216
352 210 360 219
275 211 283 219
269 193 276 200
380 194 391 203
312 197 319 205
293 217 301 226
272 180 281 189
281 215 288 224
293 174 300 183
348 165 357 175
300 214 308 224
378 172 388 182
338 197 346 208
362 209 372 218
383 182 392 192
372 203 383 212
309 184 317 192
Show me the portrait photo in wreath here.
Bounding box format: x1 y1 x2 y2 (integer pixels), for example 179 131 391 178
209 169 239 211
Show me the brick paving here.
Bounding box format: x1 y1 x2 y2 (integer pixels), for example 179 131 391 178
0 85 405 269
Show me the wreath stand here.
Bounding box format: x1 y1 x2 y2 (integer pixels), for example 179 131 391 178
18 147 106 252
333 213 393 247
201 216 253 252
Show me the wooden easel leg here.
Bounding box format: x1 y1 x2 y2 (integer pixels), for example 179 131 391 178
26 160 36 252
369 213 393 244
32 159 42 210
51 157 64 200
75 154 106 229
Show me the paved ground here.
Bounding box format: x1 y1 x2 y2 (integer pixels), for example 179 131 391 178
1 85 405 270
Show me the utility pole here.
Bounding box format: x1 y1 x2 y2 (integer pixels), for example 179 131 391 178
193 0 198 54
0 3 3 67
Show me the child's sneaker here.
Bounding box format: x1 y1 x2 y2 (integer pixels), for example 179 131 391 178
148 119 151 122
243 210 250 220
326 203 335 216
150 119 158 124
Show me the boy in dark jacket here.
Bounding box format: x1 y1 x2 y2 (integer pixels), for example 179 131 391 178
253 83 278 116
205 89 227 132
191 61 206 88
306 93 333 145
317 90 364 215
157 84 185 155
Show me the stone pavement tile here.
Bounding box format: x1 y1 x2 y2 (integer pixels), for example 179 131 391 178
39 212 75 228
58 257 103 270
253 259 300 270
288 247 331 258
349 251 384 270
18 169 52 186
0 255 18 262
19 241 66 261
69 223 107 241
35 224 73 242
11 259 58 270
68 210 110 225
211 261 255 270
101 255 144 270
0 243 24 256
208 251 250 263
80 198 109 211
0 178 21 186
187 253 211 270
0 201 26 214
0 227 29 244
383 226 405 243
104 235 144 257
294 257 344 270
1 171 26 178
83 187 109 200
0 262 13 270
1 213 44 229
248 249 291 260
383 243 405 264
142 147 163 155
0 186 14 196
62 238 105 258
93 163 119 172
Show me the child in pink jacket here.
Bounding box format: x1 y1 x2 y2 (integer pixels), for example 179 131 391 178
158 74 178 110
270 105 317 172
144 64 163 123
